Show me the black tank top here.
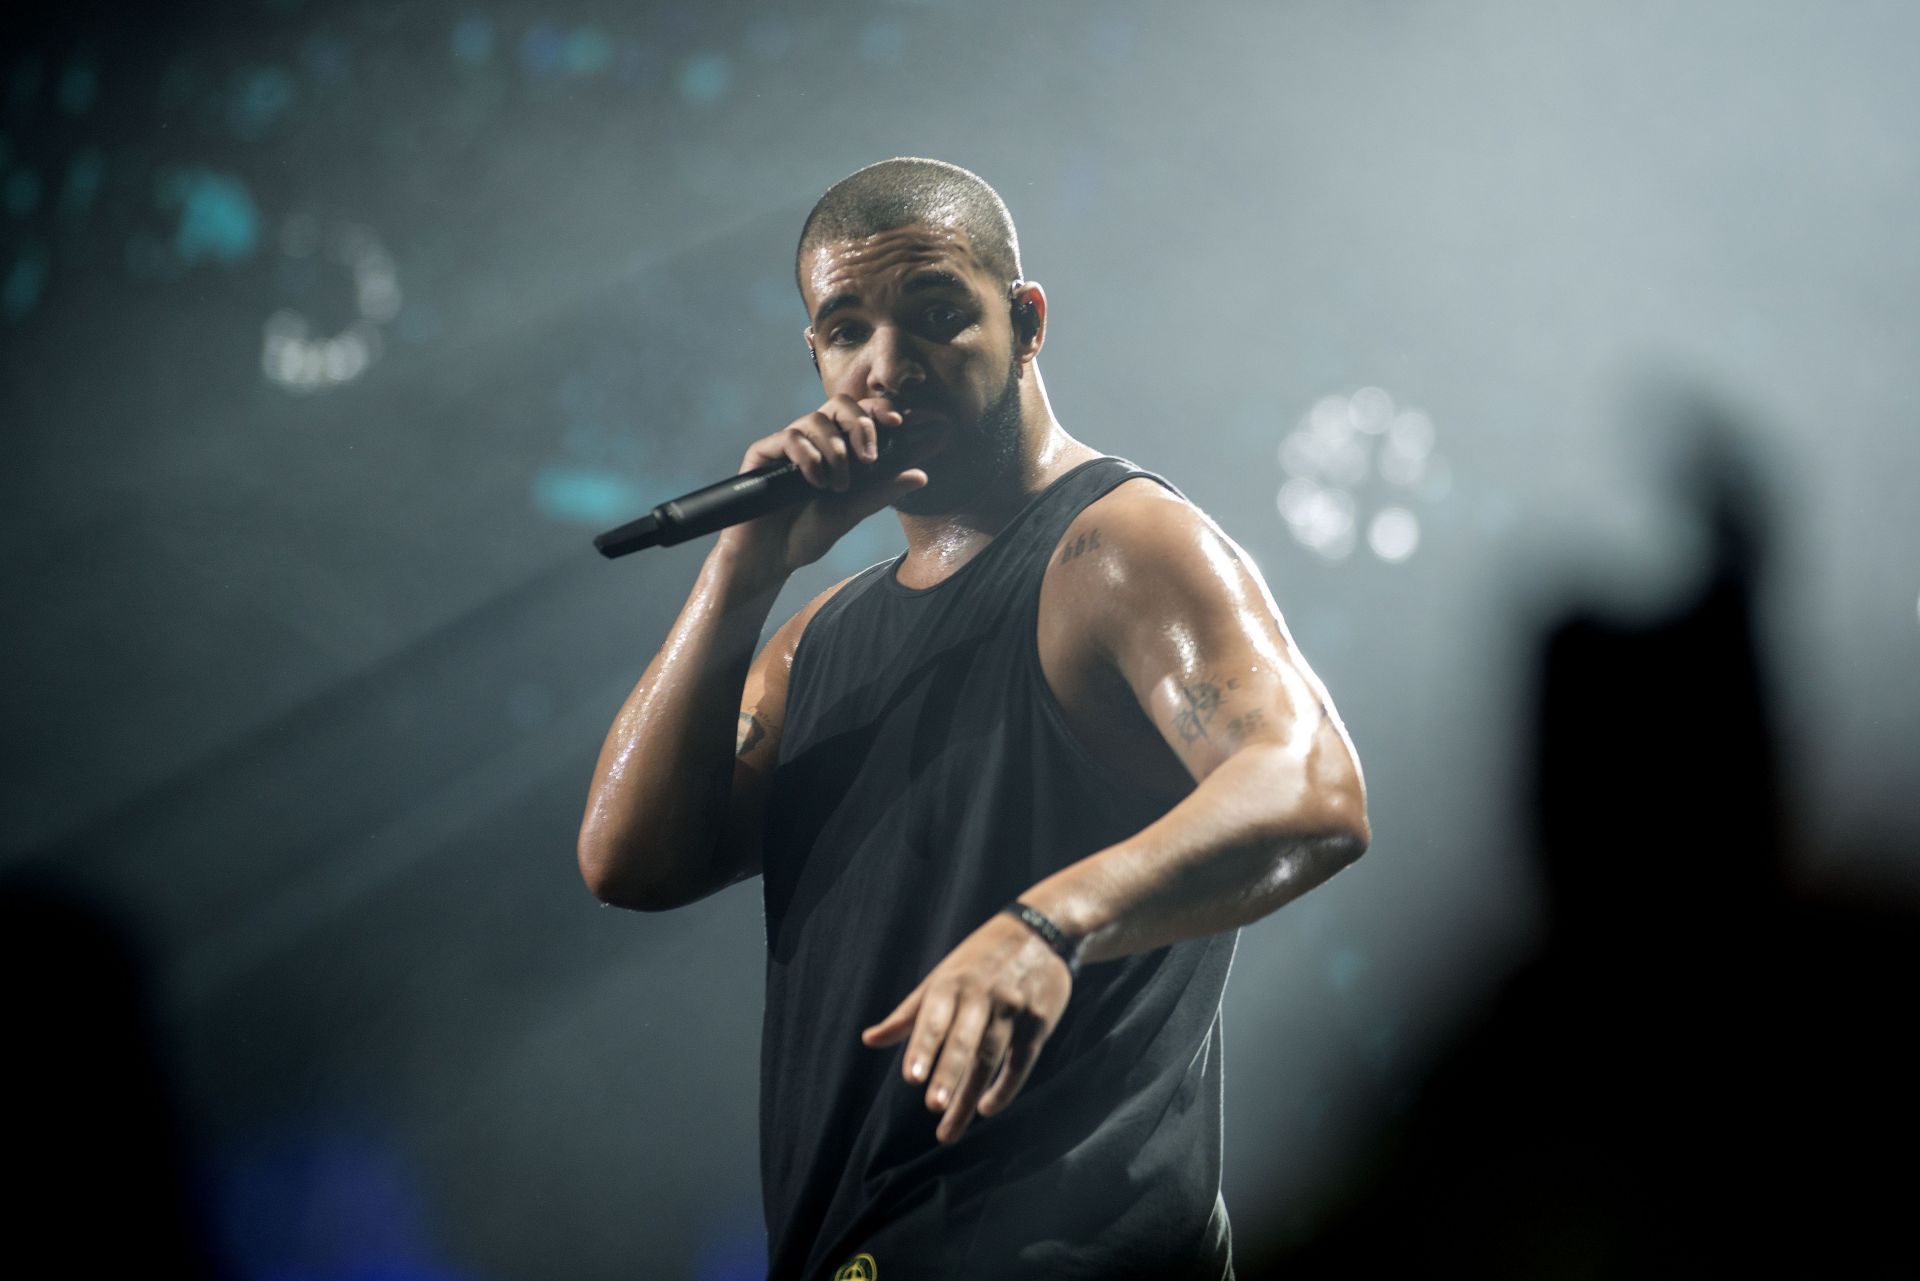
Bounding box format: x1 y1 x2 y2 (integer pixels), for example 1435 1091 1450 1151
760 456 1238 1280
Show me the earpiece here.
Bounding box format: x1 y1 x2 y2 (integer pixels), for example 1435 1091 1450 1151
1010 281 1038 344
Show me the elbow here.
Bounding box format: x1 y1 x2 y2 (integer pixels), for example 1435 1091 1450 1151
1312 781 1370 874
576 833 687 912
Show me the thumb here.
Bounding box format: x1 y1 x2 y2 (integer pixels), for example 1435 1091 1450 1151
834 467 927 525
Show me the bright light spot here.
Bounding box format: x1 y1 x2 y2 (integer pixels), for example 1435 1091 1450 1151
1388 409 1434 460
1299 486 1356 560
1349 386 1394 433
167 169 259 264
262 218 399 394
1277 477 1321 526
1308 394 1349 437
1368 507 1420 563
1278 387 1445 564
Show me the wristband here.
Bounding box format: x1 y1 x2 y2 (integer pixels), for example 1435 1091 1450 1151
1002 901 1082 976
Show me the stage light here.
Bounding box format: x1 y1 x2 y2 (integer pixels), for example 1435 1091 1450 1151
260 220 400 395
1277 389 1447 564
1367 507 1420 563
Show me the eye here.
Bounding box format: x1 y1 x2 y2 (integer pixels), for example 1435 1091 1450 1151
918 303 969 337
826 321 868 347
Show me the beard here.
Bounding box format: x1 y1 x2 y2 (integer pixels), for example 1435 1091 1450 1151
891 353 1024 517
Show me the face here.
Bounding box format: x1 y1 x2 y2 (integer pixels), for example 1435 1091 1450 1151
801 222 1028 514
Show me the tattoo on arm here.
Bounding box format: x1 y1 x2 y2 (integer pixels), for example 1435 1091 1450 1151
1171 679 1223 744
1056 527 1102 565
1224 707 1265 750
736 712 766 756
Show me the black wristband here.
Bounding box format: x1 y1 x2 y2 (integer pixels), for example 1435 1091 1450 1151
1002 901 1081 976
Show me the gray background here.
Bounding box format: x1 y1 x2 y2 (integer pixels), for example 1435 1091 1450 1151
3 1 1914 1276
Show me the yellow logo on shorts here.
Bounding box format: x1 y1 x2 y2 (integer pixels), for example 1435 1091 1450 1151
832 1252 878 1281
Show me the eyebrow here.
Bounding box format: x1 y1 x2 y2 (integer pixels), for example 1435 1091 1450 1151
811 270 975 329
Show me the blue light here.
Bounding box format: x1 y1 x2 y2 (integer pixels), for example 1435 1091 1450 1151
2 244 49 321
519 25 566 78
228 68 296 140
451 16 494 68
565 28 613 77
532 464 644 525
60 147 105 218
678 53 731 106
167 170 259 265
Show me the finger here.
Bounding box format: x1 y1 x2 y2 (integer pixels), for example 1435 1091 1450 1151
860 981 925 1048
926 992 990 1114
854 397 905 462
825 429 853 492
977 1020 1049 1118
822 396 880 465
938 1011 1014 1144
782 423 831 488
903 985 959 1087
792 415 852 492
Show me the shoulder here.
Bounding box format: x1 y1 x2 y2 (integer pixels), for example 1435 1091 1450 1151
1043 476 1277 643
764 566 875 673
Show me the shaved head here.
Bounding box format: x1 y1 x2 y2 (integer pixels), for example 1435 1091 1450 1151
795 157 1023 300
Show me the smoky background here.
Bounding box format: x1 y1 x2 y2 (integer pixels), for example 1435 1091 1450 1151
3 1 1915 1275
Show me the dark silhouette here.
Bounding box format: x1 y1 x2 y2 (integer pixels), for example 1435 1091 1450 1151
1248 390 1918 1277
0 868 224 1279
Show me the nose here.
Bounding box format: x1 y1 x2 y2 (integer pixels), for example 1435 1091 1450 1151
863 324 925 401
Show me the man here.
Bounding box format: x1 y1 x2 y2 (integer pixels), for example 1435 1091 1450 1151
577 158 1369 1280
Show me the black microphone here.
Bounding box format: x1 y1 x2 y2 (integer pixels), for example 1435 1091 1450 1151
593 429 907 558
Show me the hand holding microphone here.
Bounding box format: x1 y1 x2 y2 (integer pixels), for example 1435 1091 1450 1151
594 395 932 571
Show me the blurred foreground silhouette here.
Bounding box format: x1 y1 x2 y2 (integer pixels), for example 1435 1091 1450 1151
1249 391 1918 1277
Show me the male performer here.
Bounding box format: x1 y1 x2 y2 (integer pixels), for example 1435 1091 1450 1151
577 158 1369 1280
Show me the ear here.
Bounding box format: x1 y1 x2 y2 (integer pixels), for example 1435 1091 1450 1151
1010 280 1047 363
804 325 819 372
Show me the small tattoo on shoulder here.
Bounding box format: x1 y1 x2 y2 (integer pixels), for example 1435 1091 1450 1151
736 712 766 756
1057 527 1102 565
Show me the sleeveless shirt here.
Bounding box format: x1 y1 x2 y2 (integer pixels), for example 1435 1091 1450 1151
759 457 1239 1280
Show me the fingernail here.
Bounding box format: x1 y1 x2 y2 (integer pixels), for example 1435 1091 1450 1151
910 1059 926 1080
932 1087 949 1107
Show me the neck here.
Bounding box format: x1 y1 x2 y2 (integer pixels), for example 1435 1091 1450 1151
891 370 1100 587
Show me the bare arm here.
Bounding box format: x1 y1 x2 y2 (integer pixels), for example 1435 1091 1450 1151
575 394 929 910
1021 485 1370 960
576 545 802 911
863 484 1368 1141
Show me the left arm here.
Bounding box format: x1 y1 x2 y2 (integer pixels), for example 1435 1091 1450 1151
863 486 1369 1142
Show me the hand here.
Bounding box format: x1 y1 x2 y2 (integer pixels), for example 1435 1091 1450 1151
860 911 1073 1145
717 394 931 573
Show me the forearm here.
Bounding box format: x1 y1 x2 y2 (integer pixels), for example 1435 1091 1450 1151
1020 742 1369 967
577 540 786 907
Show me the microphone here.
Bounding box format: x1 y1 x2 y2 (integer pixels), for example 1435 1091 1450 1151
593 429 908 558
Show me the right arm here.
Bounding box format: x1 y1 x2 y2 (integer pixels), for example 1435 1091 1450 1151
575 395 929 910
